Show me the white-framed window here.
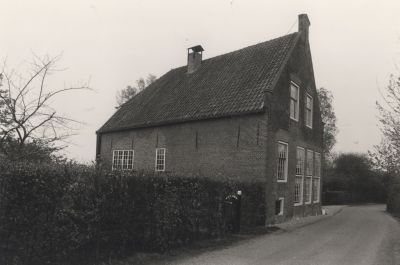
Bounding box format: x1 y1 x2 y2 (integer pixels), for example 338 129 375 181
275 197 284 216
155 148 166 172
304 176 312 204
112 150 134 170
313 152 321 203
290 82 300 121
306 150 314 176
294 147 305 206
305 94 313 128
276 141 288 182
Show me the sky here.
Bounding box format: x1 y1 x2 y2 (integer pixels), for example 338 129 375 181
1 0 400 162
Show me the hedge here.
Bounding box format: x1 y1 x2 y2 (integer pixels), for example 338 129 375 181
0 161 265 265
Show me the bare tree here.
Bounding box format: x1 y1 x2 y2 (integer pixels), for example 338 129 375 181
0 54 90 160
370 74 400 173
116 74 157 108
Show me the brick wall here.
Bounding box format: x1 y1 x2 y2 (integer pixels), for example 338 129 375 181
264 35 323 223
98 113 269 182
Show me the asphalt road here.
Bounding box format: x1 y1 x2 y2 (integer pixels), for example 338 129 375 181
171 205 400 265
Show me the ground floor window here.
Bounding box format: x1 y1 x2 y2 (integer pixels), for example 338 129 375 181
112 150 134 170
304 176 312 204
275 197 284 216
313 177 320 203
155 148 166 171
277 142 288 182
294 176 303 205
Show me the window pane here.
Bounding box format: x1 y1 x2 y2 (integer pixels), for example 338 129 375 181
112 150 118 169
314 152 321 178
306 94 313 127
304 177 312 203
306 150 313 176
290 100 295 118
306 96 312 109
294 176 303 204
296 148 305 175
290 85 298 99
313 178 319 202
290 83 299 120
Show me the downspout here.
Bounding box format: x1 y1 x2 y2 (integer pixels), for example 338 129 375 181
95 132 102 167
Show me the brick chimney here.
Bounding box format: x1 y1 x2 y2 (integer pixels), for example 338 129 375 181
187 45 204 74
298 14 310 40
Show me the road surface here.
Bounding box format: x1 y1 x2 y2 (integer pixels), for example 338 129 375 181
171 205 400 265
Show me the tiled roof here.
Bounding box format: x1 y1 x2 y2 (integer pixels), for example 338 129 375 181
98 32 300 133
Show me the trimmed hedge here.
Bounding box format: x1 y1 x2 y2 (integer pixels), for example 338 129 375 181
0 162 265 265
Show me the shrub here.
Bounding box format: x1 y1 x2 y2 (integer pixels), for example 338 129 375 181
0 161 265 265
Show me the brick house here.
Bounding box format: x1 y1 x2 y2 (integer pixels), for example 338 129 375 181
96 14 323 223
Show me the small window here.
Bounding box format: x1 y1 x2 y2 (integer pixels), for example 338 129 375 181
304 176 312 204
276 142 288 182
155 148 166 172
305 94 313 128
290 82 300 121
306 150 313 176
112 150 134 170
275 197 284 216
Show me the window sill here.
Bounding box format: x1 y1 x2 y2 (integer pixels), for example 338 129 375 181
305 201 312 205
277 179 288 183
294 203 303 206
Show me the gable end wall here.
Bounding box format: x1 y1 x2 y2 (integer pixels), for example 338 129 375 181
265 35 324 223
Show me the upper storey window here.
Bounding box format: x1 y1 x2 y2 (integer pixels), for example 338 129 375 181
290 82 300 121
305 94 313 128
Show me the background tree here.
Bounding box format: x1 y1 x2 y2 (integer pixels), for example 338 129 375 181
0 54 89 162
116 74 156 108
323 153 386 204
370 74 400 172
317 87 338 159
369 74 400 213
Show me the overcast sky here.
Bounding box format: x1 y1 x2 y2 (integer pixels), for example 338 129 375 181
1 0 400 162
